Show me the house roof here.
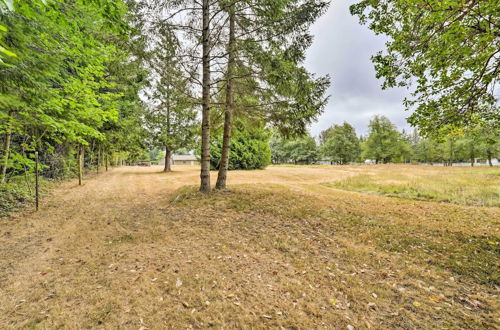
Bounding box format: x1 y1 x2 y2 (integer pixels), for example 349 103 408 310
172 154 198 161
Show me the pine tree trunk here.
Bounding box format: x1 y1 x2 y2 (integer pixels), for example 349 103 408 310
215 8 236 190
164 146 172 172
0 110 13 184
199 0 211 193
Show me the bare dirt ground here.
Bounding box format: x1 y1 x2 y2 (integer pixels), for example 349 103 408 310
0 165 498 329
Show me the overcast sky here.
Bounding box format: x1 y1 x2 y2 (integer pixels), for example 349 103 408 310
304 0 412 136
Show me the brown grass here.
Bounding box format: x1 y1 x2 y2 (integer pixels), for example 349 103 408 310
0 165 498 329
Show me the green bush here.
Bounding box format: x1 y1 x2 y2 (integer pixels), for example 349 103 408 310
0 183 33 217
211 120 271 170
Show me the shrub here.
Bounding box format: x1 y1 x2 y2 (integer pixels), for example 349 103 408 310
211 120 271 170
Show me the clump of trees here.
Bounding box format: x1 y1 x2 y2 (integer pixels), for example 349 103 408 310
0 0 147 185
270 115 499 166
320 122 361 164
363 116 410 164
1 0 332 198
271 135 318 165
2 0 498 210
144 0 330 191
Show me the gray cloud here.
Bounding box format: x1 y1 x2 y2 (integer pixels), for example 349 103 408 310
304 0 412 136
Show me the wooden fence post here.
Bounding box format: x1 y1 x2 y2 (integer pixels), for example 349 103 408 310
78 145 83 186
35 151 39 211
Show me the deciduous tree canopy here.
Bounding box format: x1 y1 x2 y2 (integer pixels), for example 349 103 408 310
351 0 500 135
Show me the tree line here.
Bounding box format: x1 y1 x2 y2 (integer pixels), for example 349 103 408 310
1 0 498 203
1 0 147 185
271 115 499 166
0 0 331 195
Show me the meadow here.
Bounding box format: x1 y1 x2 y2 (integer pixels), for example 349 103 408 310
0 165 498 328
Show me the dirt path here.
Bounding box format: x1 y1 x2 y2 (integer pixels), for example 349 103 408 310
0 165 498 329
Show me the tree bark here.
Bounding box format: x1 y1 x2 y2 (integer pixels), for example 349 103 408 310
470 144 475 167
0 110 13 184
0 131 12 184
97 145 101 174
487 150 492 166
199 0 211 193
164 146 172 172
449 138 454 166
35 151 39 211
215 8 236 190
78 145 84 185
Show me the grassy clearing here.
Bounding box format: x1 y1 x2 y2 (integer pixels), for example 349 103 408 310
174 185 500 285
0 166 499 329
169 185 500 328
328 167 500 207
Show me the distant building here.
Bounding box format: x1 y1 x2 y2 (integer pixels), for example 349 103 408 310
474 158 499 166
159 154 199 166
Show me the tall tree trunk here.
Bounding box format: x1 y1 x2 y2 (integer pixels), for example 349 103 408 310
78 145 84 185
215 8 236 190
199 0 211 193
487 150 492 166
105 151 108 171
96 145 100 174
164 146 172 172
449 138 454 166
0 110 13 183
0 131 12 184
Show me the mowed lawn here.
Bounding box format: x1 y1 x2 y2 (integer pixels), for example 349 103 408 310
0 165 498 329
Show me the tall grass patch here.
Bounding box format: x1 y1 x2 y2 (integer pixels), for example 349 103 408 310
329 169 500 207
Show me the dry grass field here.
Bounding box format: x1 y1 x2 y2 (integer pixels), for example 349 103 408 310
0 165 499 329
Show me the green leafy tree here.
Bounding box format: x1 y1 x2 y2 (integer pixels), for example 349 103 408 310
270 134 318 165
1 0 147 183
363 115 406 163
320 122 361 164
351 0 500 135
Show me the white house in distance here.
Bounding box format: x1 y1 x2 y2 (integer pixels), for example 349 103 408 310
159 154 199 166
